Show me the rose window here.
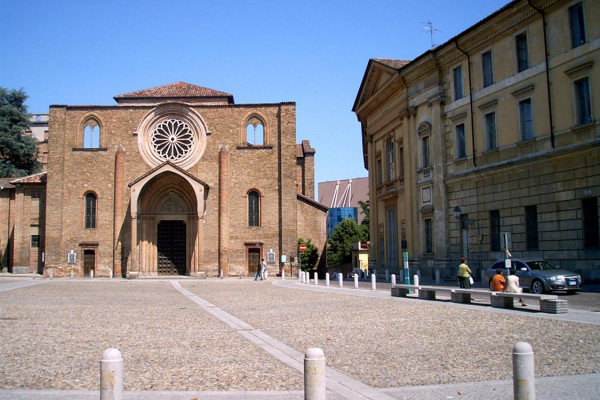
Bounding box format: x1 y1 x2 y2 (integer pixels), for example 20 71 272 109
151 119 195 162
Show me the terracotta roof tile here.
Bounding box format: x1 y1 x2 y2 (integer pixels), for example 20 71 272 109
114 82 233 103
9 171 47 184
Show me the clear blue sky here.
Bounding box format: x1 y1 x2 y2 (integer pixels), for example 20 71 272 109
0 0 508 191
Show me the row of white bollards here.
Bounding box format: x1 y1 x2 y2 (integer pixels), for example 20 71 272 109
299 271 383 291
99 342 535 400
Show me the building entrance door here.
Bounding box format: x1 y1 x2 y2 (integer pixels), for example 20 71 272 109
157 220 186 275
248 248 260 274
83 249 95 277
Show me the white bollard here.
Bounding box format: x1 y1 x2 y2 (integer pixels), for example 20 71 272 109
298 270 302 281
90 270 94 279
49 270 54 280
413 274 419 296
109 269 113 279
354 274 359 289
282 269 285 280
513 342 535 400
338 273 343 288
391 274 396 286
325 273 330 286
435 268 440 284
304 348 326 400
371 273 376 290
314 272 318 285
385 269 390 282
100 348 123 400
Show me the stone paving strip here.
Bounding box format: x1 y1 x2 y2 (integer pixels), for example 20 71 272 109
0 278 599 398
172 281 394 400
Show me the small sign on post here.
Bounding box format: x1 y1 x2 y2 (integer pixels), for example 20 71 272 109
299 244 307 252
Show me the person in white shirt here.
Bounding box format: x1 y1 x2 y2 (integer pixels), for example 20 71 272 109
505 269 526 306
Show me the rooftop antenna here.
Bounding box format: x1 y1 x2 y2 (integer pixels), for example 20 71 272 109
423 20 440 49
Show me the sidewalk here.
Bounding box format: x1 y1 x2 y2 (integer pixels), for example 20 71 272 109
2 373 599 399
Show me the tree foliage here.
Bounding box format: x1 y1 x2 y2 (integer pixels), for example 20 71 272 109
0 87 40 178
297 237 319 271
358 200 370 239
327 218 368 267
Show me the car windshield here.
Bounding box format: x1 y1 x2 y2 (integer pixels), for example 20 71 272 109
526 260 559 271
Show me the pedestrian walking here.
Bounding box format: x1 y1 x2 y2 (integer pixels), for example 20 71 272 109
254 260 264 281
261 258 267 280
457 257 472 289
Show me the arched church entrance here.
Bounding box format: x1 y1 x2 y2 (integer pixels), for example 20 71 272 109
128 162 208 277
129 168 202 275
140 173 196 276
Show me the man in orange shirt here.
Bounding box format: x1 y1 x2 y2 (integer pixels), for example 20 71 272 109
490 268 506 292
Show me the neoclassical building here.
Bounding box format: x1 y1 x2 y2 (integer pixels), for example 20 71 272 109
354 0 600 282
1 82 327 277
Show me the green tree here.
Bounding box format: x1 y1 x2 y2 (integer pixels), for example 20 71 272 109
0 88 40 178
297 238 319 271
327 218 368 267
358 200 370 240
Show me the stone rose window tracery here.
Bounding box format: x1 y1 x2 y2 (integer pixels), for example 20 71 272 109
137 104 208 170
151 119 195 162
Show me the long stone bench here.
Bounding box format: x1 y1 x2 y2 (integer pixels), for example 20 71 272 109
391 284 419 297
391 284 568 314
490 291 568 314
391 284 486 304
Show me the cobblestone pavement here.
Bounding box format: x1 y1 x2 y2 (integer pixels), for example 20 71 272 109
0 277 599 396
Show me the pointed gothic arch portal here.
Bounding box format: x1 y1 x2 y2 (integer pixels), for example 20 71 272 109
130 166 207 276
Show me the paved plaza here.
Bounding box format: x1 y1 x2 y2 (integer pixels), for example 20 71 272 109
0 276 599 399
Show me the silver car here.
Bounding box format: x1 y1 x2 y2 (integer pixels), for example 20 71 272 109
485 259 582 294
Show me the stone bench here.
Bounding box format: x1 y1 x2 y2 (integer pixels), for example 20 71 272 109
490 292 568 314
392 285 568 314
391 284 420 297
392 285 484 304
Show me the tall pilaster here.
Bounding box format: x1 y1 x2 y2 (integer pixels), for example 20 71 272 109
218 145 229 276
113 147 124 276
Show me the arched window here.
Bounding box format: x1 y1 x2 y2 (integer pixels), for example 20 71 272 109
246 122 264 145
85 192 97 228
248 190 260 227
83 120 101 148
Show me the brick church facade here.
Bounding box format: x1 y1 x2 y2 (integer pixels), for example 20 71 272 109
1 82 327 278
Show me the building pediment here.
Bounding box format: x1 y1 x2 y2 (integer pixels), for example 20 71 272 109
352 58 409 115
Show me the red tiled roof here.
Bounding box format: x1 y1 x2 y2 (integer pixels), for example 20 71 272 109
9 171 47 184
114 82 233 101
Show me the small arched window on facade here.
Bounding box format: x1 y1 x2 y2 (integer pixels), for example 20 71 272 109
248 190 260 227
246 116 264 146
83 119 101 148
85 192 97 228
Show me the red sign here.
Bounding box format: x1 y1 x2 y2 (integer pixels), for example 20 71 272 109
299 244 307 252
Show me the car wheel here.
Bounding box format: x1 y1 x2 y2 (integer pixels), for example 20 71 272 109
531 280 544 294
